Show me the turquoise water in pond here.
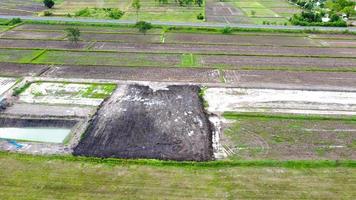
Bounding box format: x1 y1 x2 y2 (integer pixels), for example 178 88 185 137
0 128 71 143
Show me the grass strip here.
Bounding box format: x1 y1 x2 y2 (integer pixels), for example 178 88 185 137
23 20 356 35
1 47 355 59
0 151 354 169
223 112 356 122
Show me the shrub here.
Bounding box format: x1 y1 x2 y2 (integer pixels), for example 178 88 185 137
75 8 124 19
135 21 152 34
75 8 91 17
221 26 233 34
65 28 81 44
43 11 53 16
5 18 22 26
197 13 204 20
108 9 124 19
43 0 55 9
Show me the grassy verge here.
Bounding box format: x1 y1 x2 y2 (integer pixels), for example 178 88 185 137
223 112 356 122
0 151 355 168
23 19 356 35
1 151 354 199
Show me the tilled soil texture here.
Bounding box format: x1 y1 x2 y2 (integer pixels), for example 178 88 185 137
202 55 356 69
80 33 161 43
0 31 64 40
205 0 251 24
92 42 356 57
0 63 49 77
224 70 356 91
0 39 89 49
165 33 319 46
42 65 221 83
74 85 213 161
0 0 44 14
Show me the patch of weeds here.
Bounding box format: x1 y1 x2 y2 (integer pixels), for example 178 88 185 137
348 140 356 149
81 84 116 99
271 135 294 144
198 86 209 108
75 8 124 19
32 91 44 97
180 53 199 67
221 26 233 34
315 147 332 157
3 18 22 26
12 82 31 96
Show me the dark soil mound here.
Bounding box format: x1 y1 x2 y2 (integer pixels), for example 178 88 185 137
74 85 213 161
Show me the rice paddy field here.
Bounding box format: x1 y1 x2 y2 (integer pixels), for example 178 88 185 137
0 21 356 199
0 0 302 24
0 0 204 22
205 0 302 24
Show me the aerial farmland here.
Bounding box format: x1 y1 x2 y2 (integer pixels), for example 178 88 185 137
0 0 356 199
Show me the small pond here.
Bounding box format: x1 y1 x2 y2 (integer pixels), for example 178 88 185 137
0 127 71 143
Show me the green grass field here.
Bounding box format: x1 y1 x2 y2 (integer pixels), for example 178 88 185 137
231 0 302 25
47 0 204 22
0 153 355 199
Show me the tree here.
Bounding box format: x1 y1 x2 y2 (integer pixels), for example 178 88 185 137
135 21 152 34
132 0 141 22
43 0 55 9
65 28 80 45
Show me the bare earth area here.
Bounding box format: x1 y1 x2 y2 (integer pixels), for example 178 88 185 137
74 85 213 161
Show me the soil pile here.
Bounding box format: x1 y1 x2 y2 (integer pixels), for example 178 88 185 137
74 85 213 161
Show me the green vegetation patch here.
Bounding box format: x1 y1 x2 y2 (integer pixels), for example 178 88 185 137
180 53 200 67
0 49 42 63
0 152 355 199
32 50 181 67
21 81 117 99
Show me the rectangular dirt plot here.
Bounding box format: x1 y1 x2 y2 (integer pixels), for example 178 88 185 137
0 63 49 77
74 85 213 161
205 87 356 115
43 65 221 83
201 55 356 69
80 33 161 43
165 33 317 46
0 30 64 40
223 70 356 91
0 39 89 49
18 82 116 106
34 51 181 67
222 116 356 160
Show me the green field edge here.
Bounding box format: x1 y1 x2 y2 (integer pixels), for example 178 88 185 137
1 47 355 60
0 152 355 169
223 112 356 122
23 20 356 35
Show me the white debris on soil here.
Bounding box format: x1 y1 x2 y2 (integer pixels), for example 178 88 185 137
0 77 17 96
205 88 356 115
209 115 227 159
19 82 110 106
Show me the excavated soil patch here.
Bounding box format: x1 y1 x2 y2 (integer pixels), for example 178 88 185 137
0 117 77 128
74 85 213 161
